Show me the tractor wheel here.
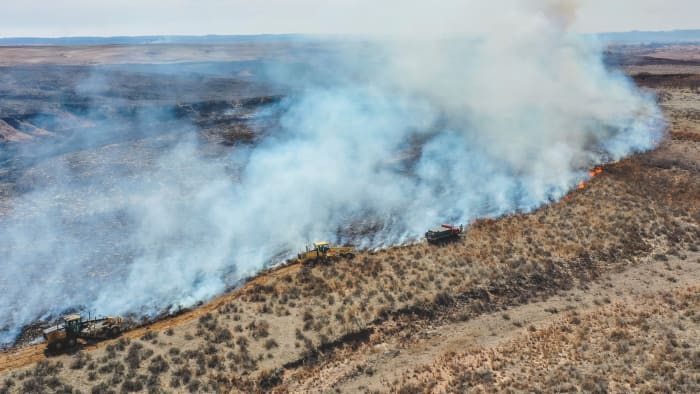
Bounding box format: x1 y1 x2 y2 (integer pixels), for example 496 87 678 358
66 338 77 348
47 341 59 353
344 253 355 259
110 326 121 338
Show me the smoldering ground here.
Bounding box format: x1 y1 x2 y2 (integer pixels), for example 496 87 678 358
0 4 664 345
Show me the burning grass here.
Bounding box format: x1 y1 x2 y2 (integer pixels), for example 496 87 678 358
2 131 696 392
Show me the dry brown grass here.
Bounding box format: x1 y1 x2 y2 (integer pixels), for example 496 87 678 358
390 286 700 393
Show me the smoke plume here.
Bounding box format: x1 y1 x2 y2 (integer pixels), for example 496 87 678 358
0 1 663 345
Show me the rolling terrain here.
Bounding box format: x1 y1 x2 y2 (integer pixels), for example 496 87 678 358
0 42 698 393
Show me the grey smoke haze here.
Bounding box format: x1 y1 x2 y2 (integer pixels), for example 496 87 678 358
0 3 664 344
1 0 699 36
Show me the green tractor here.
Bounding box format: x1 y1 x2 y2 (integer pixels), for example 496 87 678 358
297 241 355 265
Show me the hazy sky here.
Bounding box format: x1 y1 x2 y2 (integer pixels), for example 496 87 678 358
0 0 697 37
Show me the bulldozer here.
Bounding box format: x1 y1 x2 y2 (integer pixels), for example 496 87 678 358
43 313 123 352
297 241 355 265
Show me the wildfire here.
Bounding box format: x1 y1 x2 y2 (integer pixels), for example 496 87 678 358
578 167 603 191
588 167 604 178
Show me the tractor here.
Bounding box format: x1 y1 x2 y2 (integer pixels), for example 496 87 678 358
43 313 123 352
297 241 355 265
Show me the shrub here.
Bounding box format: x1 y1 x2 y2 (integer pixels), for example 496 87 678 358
187 379 201 393
249 320 270 339
91 382 112 394
258 368 283 390
434 291 453 307
121 378 144 393
236 336 249 351
654 254 669 262
1 379 15 392
141 330 158 341
204 343 217 355
213 328 232 344
125 343 144 370
70 352 89 370
264 339 278 350
148 355 169 375
207 354 222 369
172 366 192 386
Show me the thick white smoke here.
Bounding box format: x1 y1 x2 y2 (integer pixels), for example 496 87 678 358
0 2 664 345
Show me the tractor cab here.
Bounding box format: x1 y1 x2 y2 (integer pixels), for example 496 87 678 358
43 313 83 352
63 314 83 336
313 242 330 254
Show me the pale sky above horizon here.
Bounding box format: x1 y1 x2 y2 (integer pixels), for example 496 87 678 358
0 0 697 38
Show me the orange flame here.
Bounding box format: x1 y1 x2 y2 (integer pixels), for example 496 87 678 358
588 167 604 178
578 182 585 190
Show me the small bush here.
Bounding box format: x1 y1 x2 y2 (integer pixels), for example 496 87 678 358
258 368 283 389
140 331 158 341
434 291 453 307
121 378 144 393
654 254 669 262
70 352 89 370
264 339 278 350
148 355 169 375
249 320 270 339
187 379 201 393
91 382 111 394
125 343 144 370
213 328 232 344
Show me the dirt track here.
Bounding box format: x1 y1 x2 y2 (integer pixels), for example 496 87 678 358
0 262 302 373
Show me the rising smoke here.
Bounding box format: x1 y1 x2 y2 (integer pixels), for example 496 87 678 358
0 1 664 345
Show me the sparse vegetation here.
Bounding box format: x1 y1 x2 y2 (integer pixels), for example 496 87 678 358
390 287 700 393
0 42 698 394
